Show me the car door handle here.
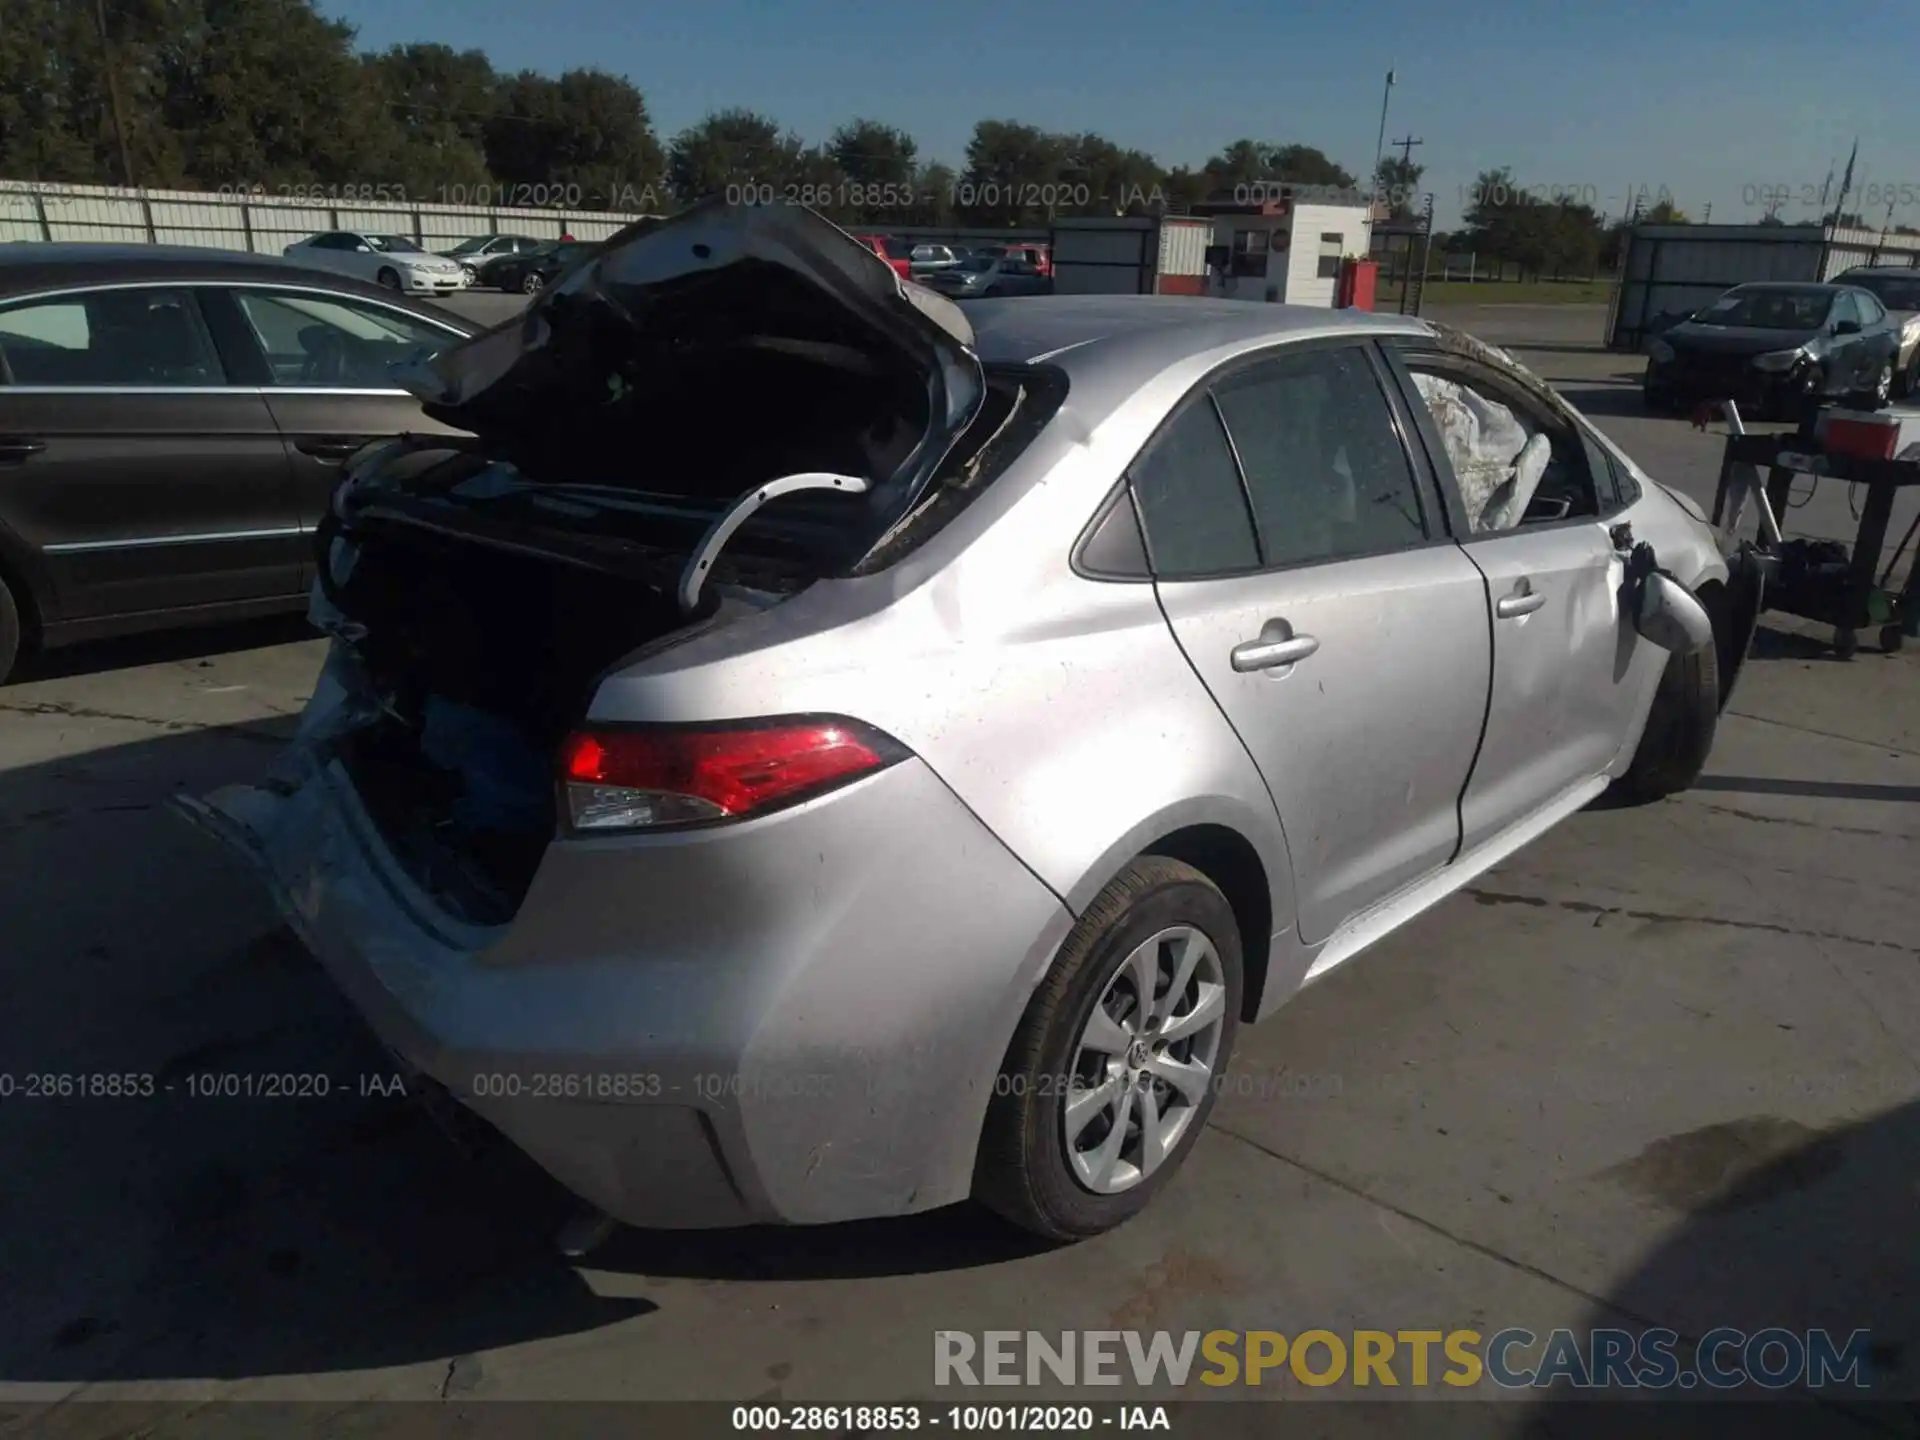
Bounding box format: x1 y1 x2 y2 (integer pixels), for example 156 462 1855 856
0 437 47 463
295 437 370 463
1231 633 1320 671
1496 588 1547 619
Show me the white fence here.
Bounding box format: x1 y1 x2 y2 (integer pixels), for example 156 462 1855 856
1 180 659 255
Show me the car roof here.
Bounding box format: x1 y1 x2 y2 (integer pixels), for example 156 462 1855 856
1839 267 1920 278
0 242 477 327
965 294 1429 366
962 297 1434 427
1726 280 1845 293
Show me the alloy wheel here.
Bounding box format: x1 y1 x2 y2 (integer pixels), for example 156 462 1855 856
1875 363 1893 405
522 273 545 294
1064 925 1227 1194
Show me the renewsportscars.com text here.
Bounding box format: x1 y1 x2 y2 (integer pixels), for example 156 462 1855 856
933 1328 1875 1391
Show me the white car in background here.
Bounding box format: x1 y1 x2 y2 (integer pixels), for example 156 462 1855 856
282 231 469 295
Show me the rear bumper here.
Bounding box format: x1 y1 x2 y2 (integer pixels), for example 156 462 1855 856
175 658 1073 1228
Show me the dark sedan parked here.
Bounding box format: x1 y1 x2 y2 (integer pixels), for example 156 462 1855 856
0 244 477 681
1643 281 1903 419
477 240 599 294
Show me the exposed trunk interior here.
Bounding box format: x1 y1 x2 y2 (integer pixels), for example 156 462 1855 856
319 516 755 927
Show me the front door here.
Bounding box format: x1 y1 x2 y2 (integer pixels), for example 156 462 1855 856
1137 340 1493 944
0 285 303 622
1386 344 1645 852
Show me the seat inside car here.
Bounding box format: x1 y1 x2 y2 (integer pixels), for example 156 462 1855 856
86 291 217 385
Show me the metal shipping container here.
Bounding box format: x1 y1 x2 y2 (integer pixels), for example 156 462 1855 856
1050 216 1212 296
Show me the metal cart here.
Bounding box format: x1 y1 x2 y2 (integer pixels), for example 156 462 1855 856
1707 402 1920 659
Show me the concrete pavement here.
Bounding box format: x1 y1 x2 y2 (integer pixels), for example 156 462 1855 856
1 302 1915 1434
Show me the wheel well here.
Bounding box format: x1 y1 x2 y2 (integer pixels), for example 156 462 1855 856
1144 824 1273 1022
0 547 44 646
1693 576 1749 712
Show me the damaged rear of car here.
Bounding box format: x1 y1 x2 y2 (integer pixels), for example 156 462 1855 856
175 201 1076 1228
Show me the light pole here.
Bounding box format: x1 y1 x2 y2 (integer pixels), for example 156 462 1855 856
1370 67 1396 209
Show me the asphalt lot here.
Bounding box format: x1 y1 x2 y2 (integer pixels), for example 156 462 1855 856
2 301 1917 1433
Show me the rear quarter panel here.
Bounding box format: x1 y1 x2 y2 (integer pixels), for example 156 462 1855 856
589 350 1302 987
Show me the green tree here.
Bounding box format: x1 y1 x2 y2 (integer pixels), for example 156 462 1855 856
1374 154 1424 221
829 117 918 223
1061 132 1165 216
667 108 810 206
957 120 1070 224
486 69 666 211
363 42 497 198
157 0 392 190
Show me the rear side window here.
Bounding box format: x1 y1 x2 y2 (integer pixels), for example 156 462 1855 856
0 288 223 387
1128 399 1260 577
1212 346 1427 567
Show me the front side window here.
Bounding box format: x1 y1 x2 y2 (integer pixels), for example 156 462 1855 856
1128 398 1260 578
0 288 223 387
1403 358 1600 532
1211 346 1426 567
235 290 457 387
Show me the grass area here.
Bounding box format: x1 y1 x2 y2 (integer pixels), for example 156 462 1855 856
1374 279 1616 307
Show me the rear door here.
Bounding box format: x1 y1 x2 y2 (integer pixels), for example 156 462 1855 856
1385 343 1643 852
209 284 471 583
0 284 303 622
1138 339 1493 944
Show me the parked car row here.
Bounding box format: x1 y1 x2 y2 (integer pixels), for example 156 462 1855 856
5 202 1739 1248
851 234 1055 294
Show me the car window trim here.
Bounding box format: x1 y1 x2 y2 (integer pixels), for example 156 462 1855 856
1125 384 1264 581
227 284 462 390
1202 337 1448 575
0 280 233 389
0 278 467 393
1382 343 1618 535
1114 332 1456 584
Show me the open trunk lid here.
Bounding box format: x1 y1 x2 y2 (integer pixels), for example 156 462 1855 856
385 199 987 565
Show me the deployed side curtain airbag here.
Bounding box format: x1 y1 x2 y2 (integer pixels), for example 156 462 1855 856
1411 371 1546 533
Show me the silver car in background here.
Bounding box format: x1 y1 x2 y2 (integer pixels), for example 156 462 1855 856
923 251 1052 298
1834 266 1920 395
181 202 1760 1242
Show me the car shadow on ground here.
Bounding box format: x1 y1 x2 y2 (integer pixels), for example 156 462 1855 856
0 725 1041 1387
7 613 320 684
1511 1101 1920 1437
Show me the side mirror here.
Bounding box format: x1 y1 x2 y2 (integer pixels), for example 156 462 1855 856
1834 318 1861 335
1634 570 1715 652
356 244 373 253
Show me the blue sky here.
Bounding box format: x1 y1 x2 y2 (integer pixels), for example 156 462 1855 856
323 0 1920 230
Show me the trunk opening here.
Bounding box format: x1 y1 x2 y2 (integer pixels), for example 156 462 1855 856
316 356 1054 929
319 520 758 927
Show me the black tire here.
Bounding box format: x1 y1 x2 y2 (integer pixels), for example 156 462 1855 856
1896 357 1918 399
376 267 401 290
974 856 1242 1242
1880 624 1905 654
1850 360 1894 412
0 574 20 684
1612 637 1720 804
1833 626 1859 660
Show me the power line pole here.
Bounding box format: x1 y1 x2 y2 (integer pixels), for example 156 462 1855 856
93 0 136 188
1390 135 1424 168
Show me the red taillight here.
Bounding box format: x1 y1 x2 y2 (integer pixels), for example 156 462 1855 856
557 718 906 832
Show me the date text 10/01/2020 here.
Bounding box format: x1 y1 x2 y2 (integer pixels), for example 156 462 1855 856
731 1405 1171 1431
0 1072 407 1099
214 181 660 210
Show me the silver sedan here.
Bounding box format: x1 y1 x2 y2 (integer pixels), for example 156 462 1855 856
181 202 1761 1242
